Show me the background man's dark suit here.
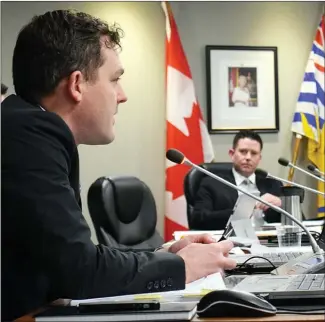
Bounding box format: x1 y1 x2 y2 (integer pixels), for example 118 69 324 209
192 169 283 230
1 95 185 321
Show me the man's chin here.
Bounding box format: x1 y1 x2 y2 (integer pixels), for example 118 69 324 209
241 167 255 176
83 133 115 145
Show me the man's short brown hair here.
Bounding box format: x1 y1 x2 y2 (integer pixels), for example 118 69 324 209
13 10 124 104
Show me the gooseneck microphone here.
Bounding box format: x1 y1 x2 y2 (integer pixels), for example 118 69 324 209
307 164 316 172
255 169 325 196
166 148 321 254
307 164 325 178
278 157 325 183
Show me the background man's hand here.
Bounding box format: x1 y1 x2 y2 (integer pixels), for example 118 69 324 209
177 240 237 284
255 193 282 212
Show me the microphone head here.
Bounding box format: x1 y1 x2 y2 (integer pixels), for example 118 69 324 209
166 149 185 164
307 164 316 172
255 168 268 178
278 157 290 167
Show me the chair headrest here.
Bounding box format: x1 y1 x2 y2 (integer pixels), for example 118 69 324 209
109 176 144 224
88 176 157 245
184 162 233 206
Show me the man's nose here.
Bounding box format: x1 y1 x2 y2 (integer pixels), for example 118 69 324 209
117 85 127 104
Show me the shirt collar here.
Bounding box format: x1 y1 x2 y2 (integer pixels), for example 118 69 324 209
232 167 256 186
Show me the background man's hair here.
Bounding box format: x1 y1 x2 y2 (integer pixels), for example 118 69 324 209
1 83 8 95
12 9 124 104
232 130 263 150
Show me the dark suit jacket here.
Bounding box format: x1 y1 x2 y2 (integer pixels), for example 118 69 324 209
1 95 185 321
192 169 283 230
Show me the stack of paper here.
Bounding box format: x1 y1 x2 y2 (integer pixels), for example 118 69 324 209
173 230 224 241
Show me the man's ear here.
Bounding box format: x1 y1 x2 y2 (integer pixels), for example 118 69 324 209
67 71 85 103
228 148 234 158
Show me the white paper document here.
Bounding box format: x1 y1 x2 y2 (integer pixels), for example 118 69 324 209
231 218 260 242
172 230 224 241
70 272 226 306
231 193 258 221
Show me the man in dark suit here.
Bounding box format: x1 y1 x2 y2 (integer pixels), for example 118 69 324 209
1 10 236 321
192 130 283 230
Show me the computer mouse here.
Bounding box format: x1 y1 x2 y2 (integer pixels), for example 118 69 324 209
196 289 277 318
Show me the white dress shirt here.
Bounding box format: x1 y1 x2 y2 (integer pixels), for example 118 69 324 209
232 168 258 195
232 168 265 226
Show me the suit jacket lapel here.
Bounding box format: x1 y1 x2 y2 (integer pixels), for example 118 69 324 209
256 176 267 196
226 169 239 205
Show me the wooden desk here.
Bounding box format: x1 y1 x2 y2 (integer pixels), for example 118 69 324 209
192 315 324 322
15 299 324 322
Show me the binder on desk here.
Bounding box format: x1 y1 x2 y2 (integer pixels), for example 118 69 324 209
34 301 197 321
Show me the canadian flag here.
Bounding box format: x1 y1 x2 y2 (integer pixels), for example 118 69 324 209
162 2 215 241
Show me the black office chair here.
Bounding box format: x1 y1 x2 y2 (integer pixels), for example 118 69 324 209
87 176 164 250
184 162 233 229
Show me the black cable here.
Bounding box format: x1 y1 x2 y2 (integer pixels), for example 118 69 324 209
236 256 277 270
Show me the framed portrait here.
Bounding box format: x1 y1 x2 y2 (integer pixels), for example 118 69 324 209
206 45 279 134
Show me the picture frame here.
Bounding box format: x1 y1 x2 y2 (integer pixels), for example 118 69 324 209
206 45 279 134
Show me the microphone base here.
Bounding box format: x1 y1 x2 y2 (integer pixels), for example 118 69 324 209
271 250 325 275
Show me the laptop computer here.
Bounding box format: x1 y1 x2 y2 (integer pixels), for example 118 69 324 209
230 223 325 269
224 226 325 303
232 273 325 302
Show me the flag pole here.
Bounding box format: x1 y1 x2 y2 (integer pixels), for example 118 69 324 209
287 134 302 183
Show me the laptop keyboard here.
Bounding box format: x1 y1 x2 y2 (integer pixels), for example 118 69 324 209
260 251 304 263
286 274 325 291
236 251 304 264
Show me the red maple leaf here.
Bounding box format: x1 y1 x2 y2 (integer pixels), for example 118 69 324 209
166 103 204 200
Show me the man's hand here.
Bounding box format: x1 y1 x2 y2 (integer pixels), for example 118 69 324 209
177 240 237 284
168 234 216 254
255 193 282 212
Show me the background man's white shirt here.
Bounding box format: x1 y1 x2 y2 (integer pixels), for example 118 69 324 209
232 168 264 225
232 167 257 195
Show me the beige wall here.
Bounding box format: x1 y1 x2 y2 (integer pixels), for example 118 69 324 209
1 2 323 243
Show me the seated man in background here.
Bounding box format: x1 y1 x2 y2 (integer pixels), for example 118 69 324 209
1 10 236 321
1 82 8 101
192 130 282 230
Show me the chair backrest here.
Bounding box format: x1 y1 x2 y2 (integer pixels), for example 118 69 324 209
184 162 233 228
88 176 163 249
